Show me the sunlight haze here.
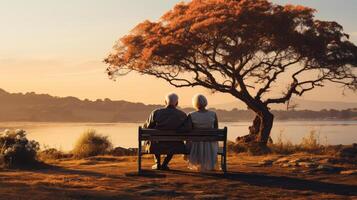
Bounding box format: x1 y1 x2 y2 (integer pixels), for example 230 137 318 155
1 0 356 107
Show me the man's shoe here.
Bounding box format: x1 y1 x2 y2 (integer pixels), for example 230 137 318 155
161 165 170 171
151 164 160 170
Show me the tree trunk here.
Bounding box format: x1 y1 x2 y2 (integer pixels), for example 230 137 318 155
258 110 274 145
236 108 274 146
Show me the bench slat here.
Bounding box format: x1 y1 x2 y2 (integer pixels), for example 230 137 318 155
140 133 225 136
140 129 226 135
141 147 224 154
141 135 225 141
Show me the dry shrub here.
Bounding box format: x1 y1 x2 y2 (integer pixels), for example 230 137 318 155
227 140 246 153
229 140 271 155
268 131 297 154
38 148 70 161
72 129 112 158
269 130 326 154
109 147 137 156
0 129 40 168
300 130 323 152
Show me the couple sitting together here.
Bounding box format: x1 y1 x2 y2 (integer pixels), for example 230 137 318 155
144 93 219 172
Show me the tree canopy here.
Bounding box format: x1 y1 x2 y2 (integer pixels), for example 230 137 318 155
105 0 357 146
105 0 356 107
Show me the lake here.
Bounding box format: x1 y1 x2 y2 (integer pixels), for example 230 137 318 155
0 121 356 151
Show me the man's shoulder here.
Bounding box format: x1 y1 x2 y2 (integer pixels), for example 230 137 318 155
175 108 187 115
149 107 164 116
152 107 163 112
152 107 187 117
151 107 174 114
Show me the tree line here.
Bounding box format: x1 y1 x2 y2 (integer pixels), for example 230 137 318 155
0 89 356 122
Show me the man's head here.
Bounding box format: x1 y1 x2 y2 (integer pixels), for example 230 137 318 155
165 93 179 107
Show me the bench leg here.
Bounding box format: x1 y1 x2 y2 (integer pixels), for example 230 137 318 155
138 154 142 173
223 140 227 173
223 155 227 173
138 141 142 173
157 154 161 169
220 155 227 173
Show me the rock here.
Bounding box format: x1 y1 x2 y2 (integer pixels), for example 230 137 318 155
297 162 318 168
194 194 227 200
317 164 333 170
321 157 356 165
338 143 357 159
286 158 306 166
288 157 312 164
274 157 290 164
319 158 334 164
281 163 295 168
290 167 300 173
258 159 274 166
301 169 313 174
288 158 303 163
138 189 177 196
340 170 357 175
316 164 341 173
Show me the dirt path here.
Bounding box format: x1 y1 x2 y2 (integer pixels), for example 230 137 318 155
0 154 356 199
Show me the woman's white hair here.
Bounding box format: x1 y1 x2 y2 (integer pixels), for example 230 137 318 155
165 93 179 106
192 94 208 110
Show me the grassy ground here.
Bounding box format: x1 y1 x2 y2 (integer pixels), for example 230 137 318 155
0 154 356 200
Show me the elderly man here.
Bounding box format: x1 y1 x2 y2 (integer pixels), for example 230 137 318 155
143 93 187 170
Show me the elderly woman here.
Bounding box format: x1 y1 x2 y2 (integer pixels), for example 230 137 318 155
187 94 219 171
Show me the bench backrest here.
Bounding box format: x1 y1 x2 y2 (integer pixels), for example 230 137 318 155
139 126 227 142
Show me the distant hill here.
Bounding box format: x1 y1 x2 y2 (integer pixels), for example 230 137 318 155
0 88 356 122
0 88 160 122
211 98 357 111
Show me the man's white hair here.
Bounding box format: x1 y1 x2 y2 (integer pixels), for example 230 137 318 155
192 94 208 110
165 93 179 106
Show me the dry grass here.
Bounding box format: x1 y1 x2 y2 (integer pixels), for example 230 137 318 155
228 130 331 155
269 130 327 155
38 148 70 161
0 154 356 199
72 129 112 158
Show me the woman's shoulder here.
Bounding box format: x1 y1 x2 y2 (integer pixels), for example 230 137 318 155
206 110 217 117
189 110 216 116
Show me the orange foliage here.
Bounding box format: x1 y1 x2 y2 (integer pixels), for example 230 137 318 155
105 0 357 145
105 0 356 103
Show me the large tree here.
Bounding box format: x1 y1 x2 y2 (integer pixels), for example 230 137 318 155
105 0 357 147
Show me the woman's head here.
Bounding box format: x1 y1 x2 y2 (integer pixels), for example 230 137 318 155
192 94 208 110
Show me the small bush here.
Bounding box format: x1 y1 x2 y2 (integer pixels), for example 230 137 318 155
109 147 137 156
0 129 40 168
269 131 298 154
229 140 271 155
38 148 69 161
269 130 326 154
300 130 323 152
227 140 247 153
72 129 112 158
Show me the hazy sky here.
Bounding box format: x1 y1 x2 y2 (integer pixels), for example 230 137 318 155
0 0 356 107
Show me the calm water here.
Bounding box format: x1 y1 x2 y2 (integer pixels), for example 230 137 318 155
0 121 356 151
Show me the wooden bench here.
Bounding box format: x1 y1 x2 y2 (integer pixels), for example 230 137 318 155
138 126 227 173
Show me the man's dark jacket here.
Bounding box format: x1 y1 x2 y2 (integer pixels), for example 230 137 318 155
143 105 187 154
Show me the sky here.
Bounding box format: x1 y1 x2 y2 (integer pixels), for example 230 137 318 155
0 0 356 107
